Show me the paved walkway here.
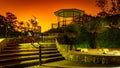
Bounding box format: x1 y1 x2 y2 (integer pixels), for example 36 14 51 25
26 60 120 68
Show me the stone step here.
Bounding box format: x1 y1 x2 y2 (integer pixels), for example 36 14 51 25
3 48 57 52
2 50 59 54
7 44 20 46
42 53 62 58
4 47 57 51
0 52 39 57
3 49 39 52
0 50 59 57
0 53 62 62
1 56 64 68
0 38 64 68
0 59 39 67
0 55 39 63
43 56 65 64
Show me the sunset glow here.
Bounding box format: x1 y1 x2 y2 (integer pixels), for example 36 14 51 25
0 0 100 32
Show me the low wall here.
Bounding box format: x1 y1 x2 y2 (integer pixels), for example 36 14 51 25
56 40 120 65
56 40 71 60
0 38 10 53
70 51 120 64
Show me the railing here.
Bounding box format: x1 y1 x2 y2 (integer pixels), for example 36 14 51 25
30 38 42 66
30 35 56 66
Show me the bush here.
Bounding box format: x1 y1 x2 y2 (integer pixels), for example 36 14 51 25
98 28 120 48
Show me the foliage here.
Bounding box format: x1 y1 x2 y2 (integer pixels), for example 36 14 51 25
74 26 88 44
106 14 120 28
0 12 41 38
80 16 107 48
96 0 120 15
98 28 120 48
0 15 6 37
45 28 64 33
75 43 91 48
96 0 108 11
64 13 119 48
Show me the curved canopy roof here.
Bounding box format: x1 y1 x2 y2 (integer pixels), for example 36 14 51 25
54 8 84 18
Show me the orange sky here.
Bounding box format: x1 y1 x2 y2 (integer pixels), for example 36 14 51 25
0 0 100 32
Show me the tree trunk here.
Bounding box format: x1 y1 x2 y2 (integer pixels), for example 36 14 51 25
70 44 72 50
89 32 98 48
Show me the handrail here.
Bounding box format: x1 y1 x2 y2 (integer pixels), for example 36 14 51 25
29 36 42 66
29 34 58 66
30 40 41 48
31 40 42 66
31 42 39 48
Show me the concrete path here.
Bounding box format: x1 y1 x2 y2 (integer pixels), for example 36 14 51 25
26 60 120 68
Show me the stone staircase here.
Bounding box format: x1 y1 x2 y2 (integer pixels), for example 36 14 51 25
0 38 65 68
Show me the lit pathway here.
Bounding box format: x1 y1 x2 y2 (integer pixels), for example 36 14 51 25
26 60 120 68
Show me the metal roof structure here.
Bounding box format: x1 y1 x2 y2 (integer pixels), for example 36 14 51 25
54 8 84 18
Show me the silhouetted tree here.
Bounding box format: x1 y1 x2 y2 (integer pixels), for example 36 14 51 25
29 19 38 31
5 12 18 37
96 0 120 15
0 15 6 37
106 14 120 29
72 14 106 48
63 23 79 50
6 12 17 26
108 0 120 15
96 0 120 35
87 17 107 48
96 0 108 12
95 0 120 48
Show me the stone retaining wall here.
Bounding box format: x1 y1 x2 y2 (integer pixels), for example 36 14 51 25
56 39 120 65
55 40 71 60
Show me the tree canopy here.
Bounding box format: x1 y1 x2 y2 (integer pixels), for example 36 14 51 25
0 12 41 37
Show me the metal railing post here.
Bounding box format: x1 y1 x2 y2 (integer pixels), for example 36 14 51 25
39 45 42 66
